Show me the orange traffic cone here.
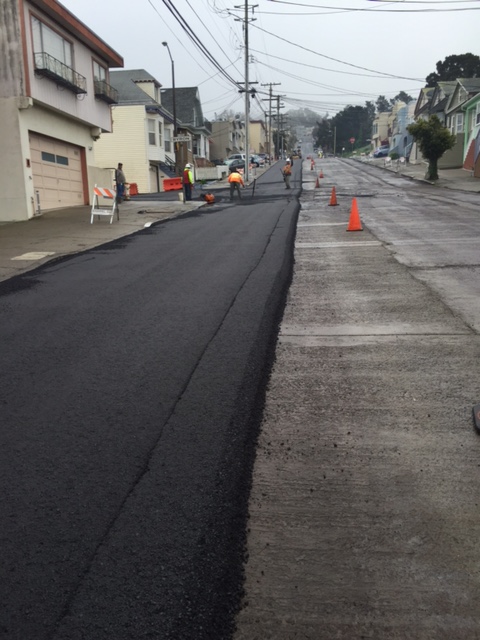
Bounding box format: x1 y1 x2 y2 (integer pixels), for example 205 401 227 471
347 198 363 232
328 186 338 206
319 170 324 179
315 176 320 188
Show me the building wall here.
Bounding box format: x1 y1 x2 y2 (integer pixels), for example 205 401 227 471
210 121 232 161
0 97 32 220
0 0 25 98
23 0 113 131
94 105 152 193
249 121 266 154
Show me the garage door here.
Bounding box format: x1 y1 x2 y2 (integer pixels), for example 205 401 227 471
29 133 85 210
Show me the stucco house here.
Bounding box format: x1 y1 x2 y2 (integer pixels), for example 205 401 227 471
249 120 267 155
0 0 123 221
93 69 176 194
161 87 211 166
208 117 246 163
371 112 389 151
462 92 480 176
389 101 415 159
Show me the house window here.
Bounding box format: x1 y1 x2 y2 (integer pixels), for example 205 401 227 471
32 16 72 67
476 104 480 126
93 60 107 82
158 121 163 146
456 113 464 134
148 119 156 145
164 127 171 153
41 152 69 165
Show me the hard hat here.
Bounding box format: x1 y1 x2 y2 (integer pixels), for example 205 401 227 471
185 163 192 168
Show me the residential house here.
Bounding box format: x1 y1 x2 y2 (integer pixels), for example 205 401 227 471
371 112 389 152
428 81 459 168
249 119 267 155
0 0 123 221
462 92 480 177
388 100 416 159
209 117 246 162
93 69 176 193
444 78 480 169
409 86 435 164
161 87 211 167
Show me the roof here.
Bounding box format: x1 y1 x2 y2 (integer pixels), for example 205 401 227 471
161 87 203 126
445 77 480 114
109 70 174 123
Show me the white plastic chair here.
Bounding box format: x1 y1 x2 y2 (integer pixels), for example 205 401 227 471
90 185 119 224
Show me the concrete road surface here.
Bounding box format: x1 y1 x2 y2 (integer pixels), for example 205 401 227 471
235 158 480 640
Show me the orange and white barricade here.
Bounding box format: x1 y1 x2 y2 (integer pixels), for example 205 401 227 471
90 185 119 224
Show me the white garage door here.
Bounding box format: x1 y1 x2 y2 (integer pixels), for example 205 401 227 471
29 133 85 210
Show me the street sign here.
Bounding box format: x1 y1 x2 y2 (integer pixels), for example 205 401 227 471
173 136 190 142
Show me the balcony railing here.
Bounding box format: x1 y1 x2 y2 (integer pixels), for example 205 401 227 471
94 79 118 105
34 52 87 95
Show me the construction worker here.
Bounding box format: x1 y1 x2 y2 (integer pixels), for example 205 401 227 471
183 163 194 201
115 163 126 201
282 159 292 189
228 168 244 200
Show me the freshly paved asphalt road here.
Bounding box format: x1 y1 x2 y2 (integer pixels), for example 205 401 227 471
0 164 300 640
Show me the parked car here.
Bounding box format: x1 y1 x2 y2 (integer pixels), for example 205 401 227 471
373 146 390 158
228 159 245 172
250 155 264 167
225 153 246 166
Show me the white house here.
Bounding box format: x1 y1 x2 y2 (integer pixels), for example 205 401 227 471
0 0 123 221
93 69 176 194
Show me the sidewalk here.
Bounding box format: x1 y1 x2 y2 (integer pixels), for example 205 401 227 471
354 156 480 192
0 164 272 283
0 196 205 283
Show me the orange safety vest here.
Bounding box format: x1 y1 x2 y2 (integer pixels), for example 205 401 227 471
228 171 244 185
283 164 292 176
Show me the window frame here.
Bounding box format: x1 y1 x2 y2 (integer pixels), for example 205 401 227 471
31 14 73 68
148 119 157 146
455 112 464 134
92 59 108 83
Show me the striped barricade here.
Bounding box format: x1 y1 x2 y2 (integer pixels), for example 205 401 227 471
90 186 119 224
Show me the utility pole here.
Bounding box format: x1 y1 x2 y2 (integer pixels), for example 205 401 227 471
274 95 285 159
261 82 280 162
234 2 257 183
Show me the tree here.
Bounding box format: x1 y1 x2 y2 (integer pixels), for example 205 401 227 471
313 101 375 153
393 91 413 104
376 95 391 113
425 53 480 87
407 115 456 180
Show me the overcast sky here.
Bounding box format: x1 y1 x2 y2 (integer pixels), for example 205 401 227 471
61 0 480 120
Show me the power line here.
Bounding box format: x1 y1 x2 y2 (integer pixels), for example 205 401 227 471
249 22 424 81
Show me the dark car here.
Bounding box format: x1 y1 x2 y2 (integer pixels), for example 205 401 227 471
228 159 245 172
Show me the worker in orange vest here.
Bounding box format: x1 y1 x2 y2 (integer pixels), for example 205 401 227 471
228 168 244 200
183 163 194 201
282 159 292 189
